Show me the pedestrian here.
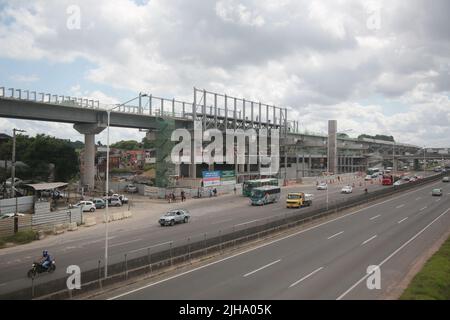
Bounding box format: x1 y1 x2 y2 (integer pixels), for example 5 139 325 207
181 190 186 202
213 188 217 197
209 189 213 197
172 192 176 202
233 186 237 195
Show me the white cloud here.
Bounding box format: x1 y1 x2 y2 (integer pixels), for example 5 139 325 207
10 74 40 82
0 0 449 147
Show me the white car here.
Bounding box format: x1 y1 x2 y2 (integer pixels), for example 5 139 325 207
5 178 22 187
125 184 138 193
365 175 372 181
393 180 403 186
74 201 96 212
341 186 353 194
317 183 328 190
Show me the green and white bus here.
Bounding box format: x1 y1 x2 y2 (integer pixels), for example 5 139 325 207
243 178 279 197
250 186 281 206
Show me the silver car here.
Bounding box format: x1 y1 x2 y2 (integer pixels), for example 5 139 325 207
159 209 190 226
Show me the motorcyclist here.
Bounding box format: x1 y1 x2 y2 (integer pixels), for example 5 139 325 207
40 250 52 269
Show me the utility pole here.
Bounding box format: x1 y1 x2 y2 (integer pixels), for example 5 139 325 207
11 128 26 233
423 146 426 175
392 141 395 178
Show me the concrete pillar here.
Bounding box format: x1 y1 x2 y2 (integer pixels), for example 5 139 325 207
74 123 106 191
302 154 305 177
327 120 337 174
309 154 312 176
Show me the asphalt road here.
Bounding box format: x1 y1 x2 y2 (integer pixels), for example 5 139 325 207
103 179 450 300
0 173 436 296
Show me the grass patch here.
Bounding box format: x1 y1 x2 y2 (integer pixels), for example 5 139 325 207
0 230 38 248
400 235 450 300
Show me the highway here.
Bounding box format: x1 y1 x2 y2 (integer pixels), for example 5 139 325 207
0 175 386 295
100 179 450 300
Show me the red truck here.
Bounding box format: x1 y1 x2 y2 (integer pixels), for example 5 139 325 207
382 175 393 186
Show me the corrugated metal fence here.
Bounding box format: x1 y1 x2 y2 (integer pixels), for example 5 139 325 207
32 202 82 230
0 215 32 238
0 196 34 215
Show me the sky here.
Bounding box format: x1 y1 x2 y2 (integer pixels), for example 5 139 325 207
0 0 449 147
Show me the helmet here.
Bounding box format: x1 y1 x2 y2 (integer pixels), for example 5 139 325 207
43 250 48 256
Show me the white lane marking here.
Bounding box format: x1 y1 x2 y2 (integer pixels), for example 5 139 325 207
369 214 381 221
396 204 405 209
235 219 259 227
361 235 377 246
108 182 442 300
289 267 324 288
420 206 427 211
211 218 233 225
327 231 344 240
415 197 422 200
108 239 142 248
128 241 173 254
337 208 450 300
243 259 281 277
436 198 441 202
398 217 408 224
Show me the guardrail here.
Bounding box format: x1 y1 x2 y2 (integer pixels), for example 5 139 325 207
1 172 446 300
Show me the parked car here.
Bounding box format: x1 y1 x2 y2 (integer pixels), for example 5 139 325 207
104 196 122 207
443 177 450 183
125 184 138 193
112 194 129 204
5 178 22 188
316 183 328 190
73 201 96 212
92 198 106 209
432 188 443 196
365 175 372 181
393 180 403 187
159 209 190 226
341 185 353 194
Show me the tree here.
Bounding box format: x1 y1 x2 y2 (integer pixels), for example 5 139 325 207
358 134 395 142
111 140 142 150
337 133 349 139
0 134 79 182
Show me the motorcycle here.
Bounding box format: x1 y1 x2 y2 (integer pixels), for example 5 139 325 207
27 260 56 278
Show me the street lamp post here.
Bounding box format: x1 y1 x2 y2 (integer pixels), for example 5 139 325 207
11 128 26 233
104 94 147 279
392 141 395 177
423 146 426 176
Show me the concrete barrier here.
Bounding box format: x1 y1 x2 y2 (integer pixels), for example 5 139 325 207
37 230 45 240
123 211 133 219
52 224 65 235
83 216 96 227
114 213 123 221
68 222 78 231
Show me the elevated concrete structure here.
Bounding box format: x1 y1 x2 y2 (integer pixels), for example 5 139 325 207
0 86 428 187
